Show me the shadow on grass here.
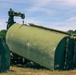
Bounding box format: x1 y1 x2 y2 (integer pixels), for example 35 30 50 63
11 62 49 70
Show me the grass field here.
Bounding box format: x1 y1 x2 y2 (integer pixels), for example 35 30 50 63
0 66 76 75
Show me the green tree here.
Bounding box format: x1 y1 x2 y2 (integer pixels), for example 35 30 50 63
67 30 73 34
0 30 7 39
67 30 76 34
73 30 76 34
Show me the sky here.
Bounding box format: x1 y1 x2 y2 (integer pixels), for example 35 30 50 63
0 0 76 31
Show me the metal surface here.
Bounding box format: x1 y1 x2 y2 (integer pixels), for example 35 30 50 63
6 23 68 70
7 9 25 29
0 38 10 72
55 36 75 70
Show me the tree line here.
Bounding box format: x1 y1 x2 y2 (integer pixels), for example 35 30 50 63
67 30 76 34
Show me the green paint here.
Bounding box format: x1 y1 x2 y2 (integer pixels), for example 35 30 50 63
6 23 68 70
0 38 10 72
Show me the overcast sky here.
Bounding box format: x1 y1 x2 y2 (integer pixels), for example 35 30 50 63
0 0 76 31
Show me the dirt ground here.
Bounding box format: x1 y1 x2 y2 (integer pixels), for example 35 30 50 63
0 66 76 75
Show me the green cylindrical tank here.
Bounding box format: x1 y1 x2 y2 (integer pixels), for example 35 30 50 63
6 23 69 70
